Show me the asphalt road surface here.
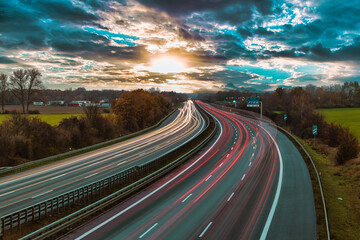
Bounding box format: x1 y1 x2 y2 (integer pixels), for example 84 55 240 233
63 101 316 240
0 100 206 217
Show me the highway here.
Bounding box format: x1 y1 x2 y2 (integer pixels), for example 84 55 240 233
63 101 316 240
0 100 207 217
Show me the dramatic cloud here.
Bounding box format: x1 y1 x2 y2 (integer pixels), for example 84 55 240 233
0 0 359 92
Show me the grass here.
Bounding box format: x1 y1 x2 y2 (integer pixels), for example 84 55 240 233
296 137 360 240
0 114 84 126
317 108 360 140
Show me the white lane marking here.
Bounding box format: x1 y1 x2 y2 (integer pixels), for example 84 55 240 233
205 175 212 181
88 162 98 167
139 223 158 238
253 146 255 149
252 153 254 157
199 222 213 238
231 147 233 150
0 191 15 197
74 107 224 240
241 174 246 181
233 141 236 145
259 124 284 240
50 173 66 180
154 146 159 149
226 154 229 157
182 193 193 203
227 192 235 202
219 163 223 168
85 173 98 179
249 162 252 166
32 190 53 199
117 161 127 166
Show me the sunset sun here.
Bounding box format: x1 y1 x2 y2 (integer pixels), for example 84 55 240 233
149 56 186 74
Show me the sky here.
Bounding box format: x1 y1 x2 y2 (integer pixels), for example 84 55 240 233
0 0 359 93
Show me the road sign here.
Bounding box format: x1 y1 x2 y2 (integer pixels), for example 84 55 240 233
313 125 317 135
284 114 287 121
247 97 259 107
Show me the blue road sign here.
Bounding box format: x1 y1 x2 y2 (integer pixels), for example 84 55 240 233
247 97 259 107
313 125 317 135
284 114 287 121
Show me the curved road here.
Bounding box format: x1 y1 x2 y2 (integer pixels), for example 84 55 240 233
64 101 316 240
0 100 206 217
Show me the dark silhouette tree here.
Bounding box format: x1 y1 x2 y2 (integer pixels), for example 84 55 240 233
0 73 8 113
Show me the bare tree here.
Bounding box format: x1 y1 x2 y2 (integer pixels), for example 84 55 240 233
25 69 43 113
9 69 27 113
0 73 8 113
9 69 43 113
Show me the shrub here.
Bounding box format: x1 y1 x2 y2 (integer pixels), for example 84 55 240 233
336 128 359 165
28 110 40 114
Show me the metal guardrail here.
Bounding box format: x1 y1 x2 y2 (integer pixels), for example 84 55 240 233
0 103 215 239
0 107 178 177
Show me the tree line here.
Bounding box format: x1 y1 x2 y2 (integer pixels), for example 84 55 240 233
0 87 183 167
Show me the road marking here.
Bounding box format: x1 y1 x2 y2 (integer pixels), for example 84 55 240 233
139 223 158 238
233 141 236 145
252 153 254 157
74 104 224 240
260 125 284 240
249 162 252 166
32 190 53 199
50 173 66 180
227 192 235 202
219 163 223 168
0 191 15 197
226 154 229 157
241 174 246 181
88 162 99 167
182 193 193 203
205 175 212 181
231 147 233 150
117 161 127 166
85 173 98 179
199 222 213 238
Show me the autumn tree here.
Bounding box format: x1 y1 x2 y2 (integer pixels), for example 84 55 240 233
0 73 8 113
9 68 43 113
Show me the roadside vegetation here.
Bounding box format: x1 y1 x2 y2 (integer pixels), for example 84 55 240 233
0 86 182 167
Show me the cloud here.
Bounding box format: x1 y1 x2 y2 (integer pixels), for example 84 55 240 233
0 0 359 92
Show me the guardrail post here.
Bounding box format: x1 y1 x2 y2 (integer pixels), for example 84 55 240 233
17 212 20 230
1 217 3 238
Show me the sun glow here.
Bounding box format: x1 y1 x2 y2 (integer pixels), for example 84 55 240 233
149 56 187 74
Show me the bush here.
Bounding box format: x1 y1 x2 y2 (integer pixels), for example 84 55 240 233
327 121 342 147
28 110 40 114
336 128 359 165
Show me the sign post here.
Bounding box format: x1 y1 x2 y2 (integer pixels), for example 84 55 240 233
247 97 262 120
313 125 317 144
284 114 287 126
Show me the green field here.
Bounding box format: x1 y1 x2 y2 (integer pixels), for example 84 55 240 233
317 108 360 140
0 114 84 126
